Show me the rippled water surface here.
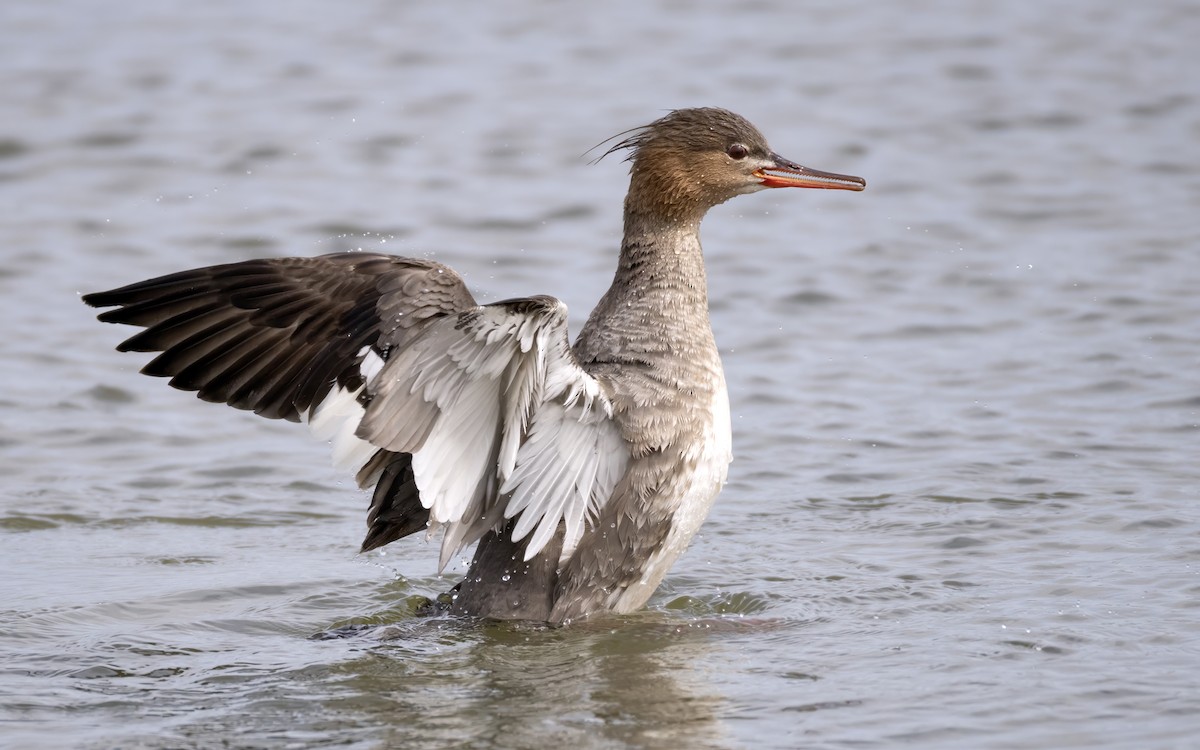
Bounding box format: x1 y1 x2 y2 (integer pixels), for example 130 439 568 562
3 1 1199 748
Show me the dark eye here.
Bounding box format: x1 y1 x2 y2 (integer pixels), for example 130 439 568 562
726 143 749 160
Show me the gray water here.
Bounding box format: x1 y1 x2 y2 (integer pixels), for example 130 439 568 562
2 1 1198 748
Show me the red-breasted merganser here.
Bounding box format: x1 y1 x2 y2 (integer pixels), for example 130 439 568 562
84 108 865 624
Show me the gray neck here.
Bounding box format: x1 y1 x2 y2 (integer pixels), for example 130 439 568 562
575 207 715 362
616 209 708 305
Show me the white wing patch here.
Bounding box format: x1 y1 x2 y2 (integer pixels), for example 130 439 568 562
311 299 630 570
308 346 388 477
358 345 386 382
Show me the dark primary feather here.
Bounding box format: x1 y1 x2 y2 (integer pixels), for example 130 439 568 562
83 252 476 422
358 451 428 552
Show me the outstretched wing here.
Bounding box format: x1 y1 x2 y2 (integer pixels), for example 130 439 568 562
81 252 475 422
84 252 630 568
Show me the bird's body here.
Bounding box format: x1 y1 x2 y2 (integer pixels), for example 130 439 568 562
84 108 864 625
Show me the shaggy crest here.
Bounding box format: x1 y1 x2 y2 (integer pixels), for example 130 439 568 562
590 107 771 166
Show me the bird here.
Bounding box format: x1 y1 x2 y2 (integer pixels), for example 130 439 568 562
83 107 865 625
